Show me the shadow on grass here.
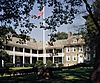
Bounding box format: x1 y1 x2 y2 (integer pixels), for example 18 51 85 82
0 67 93 83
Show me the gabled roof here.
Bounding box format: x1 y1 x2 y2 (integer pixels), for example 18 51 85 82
5 34 85 49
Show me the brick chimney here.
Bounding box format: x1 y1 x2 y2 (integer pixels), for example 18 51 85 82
68 32 73 38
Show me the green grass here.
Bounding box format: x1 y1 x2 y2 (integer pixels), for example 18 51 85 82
53 67 93 80
10 67 33 70
0 67 93 83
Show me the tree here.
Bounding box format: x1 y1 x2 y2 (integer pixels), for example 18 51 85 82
0 0 100 82
83 0 100 82
34 60 44 68
55 32 68 40
0 50 10 67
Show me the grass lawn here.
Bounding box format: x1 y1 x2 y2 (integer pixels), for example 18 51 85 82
0 67 93 83
10 67 33 70
53 67 93 80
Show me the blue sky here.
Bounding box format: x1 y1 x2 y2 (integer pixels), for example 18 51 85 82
25 0 94 41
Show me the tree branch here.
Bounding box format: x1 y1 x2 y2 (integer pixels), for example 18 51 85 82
82 0 100 33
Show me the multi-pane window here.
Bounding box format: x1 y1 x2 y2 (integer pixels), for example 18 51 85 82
15 47 23 52
79 47 83 52
66 47 70 52
46 49 53 53
66 55 70 61
25 48 30 53
38 50 43 54
56 49 62 53
5 46 13 51
72 56 77 61
72 47 76 52
32 49 37 54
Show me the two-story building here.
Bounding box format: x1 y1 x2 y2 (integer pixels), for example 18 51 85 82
3 32 91 67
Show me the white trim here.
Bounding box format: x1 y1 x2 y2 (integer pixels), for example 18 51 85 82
66 55 70 61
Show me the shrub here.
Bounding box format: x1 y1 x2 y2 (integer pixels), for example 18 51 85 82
58 64 64 68
34 60 44 68
5 62 14 68
46 60 53 68
52 63 56 68
24 63 30 67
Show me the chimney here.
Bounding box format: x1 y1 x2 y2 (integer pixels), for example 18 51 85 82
68 32 73 38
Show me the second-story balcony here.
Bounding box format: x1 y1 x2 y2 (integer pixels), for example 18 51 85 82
6 50 64 57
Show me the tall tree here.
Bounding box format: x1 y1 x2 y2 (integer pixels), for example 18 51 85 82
83 0 100 82
0 0 100 82
55 32 68 40
0 50 10 67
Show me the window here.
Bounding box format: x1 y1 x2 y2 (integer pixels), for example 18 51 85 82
66 47 70 52
25 48 30 53
32 49 37 54
72 56 77 61
38 50 43 54
86 47 90 51
46 49 53 53
15 47 23 52
56 49 62 53
72 47 76 52
66 56 70 61
79 47 83 52
5 46 13 51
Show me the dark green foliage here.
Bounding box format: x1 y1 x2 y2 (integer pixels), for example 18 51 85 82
34 60 44 68
58 64 64 68
5 62 14 68
0 50 10 67
0 50 10 62
46 60 53 68
24 63 34 67
0 0 36 34
43 0 82 32
56 32 68 40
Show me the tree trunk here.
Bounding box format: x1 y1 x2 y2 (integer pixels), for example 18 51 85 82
91 42 100 83
82 0 100 82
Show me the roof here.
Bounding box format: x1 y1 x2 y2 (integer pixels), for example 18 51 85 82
5 35 85 49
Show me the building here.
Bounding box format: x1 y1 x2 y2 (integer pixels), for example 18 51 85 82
3 32 90 67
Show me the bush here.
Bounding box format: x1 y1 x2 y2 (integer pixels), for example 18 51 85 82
58 64 64 67
52 63 56 68
24 63 34 67
34 60 44 68
5 62 14 68
46 60 53 68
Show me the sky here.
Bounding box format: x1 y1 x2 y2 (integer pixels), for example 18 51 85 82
14 0 94 42
28 1 87 41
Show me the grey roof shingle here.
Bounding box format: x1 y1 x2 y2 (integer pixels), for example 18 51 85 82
5 35 85 49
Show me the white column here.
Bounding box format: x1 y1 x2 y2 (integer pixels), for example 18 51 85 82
23 48 25 66
37 50 39 61
62 48 63 64
30 49 32 64
2 60 4 67
13 46 15 65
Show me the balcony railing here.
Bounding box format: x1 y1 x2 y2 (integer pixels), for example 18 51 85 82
5 50 64 57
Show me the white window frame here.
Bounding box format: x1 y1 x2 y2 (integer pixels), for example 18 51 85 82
79 47 83 52
66 47 70 52
66 55 70 61
72 47 76 52
72 56 77 61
